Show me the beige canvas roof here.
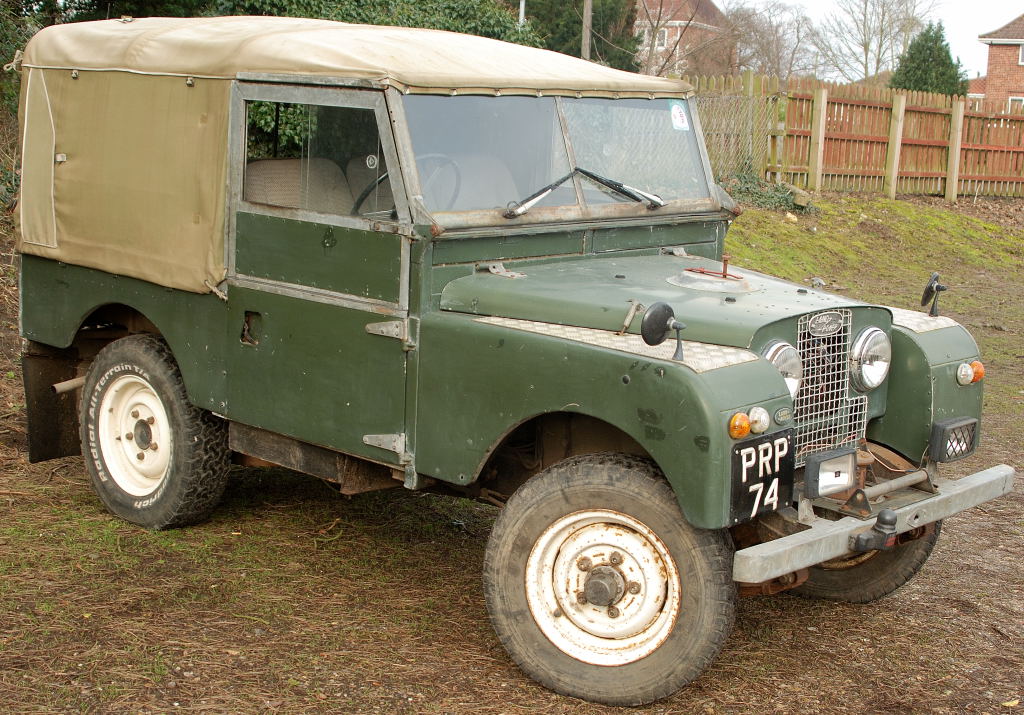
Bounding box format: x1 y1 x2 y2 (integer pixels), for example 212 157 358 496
22 16 693 96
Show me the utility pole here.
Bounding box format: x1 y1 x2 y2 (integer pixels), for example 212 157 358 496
518 0 525 26
582 0 593 59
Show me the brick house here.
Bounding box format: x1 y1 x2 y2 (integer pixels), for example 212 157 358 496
634 0 733 76
977 13 1024 112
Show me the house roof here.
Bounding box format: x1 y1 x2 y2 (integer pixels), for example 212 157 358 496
968 76 986 95
23 16 693 96
979 13 1024 43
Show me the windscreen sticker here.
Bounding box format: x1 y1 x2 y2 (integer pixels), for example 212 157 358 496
670 101 690 131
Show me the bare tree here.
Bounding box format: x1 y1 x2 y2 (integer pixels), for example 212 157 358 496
636 0 735 77
811 0 936 83
724 0 816 79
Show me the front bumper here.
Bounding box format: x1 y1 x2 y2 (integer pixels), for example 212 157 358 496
732 464 1016 583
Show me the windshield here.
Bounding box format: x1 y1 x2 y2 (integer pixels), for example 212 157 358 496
402 95 712 220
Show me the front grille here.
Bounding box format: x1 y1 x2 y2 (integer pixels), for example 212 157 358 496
794 309 868 466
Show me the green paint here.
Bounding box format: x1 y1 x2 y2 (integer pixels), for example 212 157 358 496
236 212 402 303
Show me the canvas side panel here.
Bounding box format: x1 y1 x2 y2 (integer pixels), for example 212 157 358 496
20 70 230 293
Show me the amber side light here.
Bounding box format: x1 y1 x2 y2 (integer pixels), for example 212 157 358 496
728 413 751 439
970 360 985 383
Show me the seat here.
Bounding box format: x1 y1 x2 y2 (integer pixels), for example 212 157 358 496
243 158 354 215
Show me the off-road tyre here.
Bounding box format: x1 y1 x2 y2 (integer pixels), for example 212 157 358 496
483 453 735 706
79 334 230 530
792 521 941 603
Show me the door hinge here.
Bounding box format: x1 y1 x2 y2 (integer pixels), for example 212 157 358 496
365 320 406 340
362 433 406 455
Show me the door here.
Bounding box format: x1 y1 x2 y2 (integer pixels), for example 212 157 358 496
223 82 413 467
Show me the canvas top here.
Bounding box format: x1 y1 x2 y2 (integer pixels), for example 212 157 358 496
22 16 694 97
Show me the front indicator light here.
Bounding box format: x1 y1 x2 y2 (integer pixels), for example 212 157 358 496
955 362 974 386
729 412 751 439
970 360 985 383
748 406 770 434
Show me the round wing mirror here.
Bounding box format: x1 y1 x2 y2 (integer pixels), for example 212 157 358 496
920 272 940 307
641 302 675 346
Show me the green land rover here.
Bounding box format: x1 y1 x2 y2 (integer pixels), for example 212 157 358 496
17 16 1015 706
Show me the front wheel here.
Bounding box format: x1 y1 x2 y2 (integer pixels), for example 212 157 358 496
483 453 735 706
80 334 230 530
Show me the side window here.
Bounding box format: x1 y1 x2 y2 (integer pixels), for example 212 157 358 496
243 101 394 219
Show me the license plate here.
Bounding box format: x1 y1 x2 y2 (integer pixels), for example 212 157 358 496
730 429 795 525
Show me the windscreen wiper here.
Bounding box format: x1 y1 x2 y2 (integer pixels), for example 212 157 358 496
575 168 665 210
504 167 665 219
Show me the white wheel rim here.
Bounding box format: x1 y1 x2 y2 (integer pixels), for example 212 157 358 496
525 509 681 666
97 375 172 497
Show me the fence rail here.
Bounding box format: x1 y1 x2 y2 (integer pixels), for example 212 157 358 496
684 72 1024 199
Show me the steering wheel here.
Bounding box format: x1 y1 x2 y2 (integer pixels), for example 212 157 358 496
351 170 391 216
416 153 462 212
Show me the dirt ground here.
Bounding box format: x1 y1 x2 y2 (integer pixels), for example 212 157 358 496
0 194 1021 714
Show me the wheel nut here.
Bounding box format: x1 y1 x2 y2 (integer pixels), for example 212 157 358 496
609 552 623 566
125 433 133 441
576 591 587 604
149 443 159 451
147 416 155 425
628 582 641 594
576 557 592 572
131 410 139 418
607 606 619 618
136 452 145 461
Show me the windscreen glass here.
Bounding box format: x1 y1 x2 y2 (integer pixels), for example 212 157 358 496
561 97 710 204
403 95 573 213
402 95 711 216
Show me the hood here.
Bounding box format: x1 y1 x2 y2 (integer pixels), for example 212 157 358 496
439 254 865 348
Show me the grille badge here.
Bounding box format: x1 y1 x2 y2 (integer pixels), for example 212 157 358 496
807 311 844 337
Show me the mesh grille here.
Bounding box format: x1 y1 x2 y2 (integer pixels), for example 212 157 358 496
794 310 868 466
930 418 978 462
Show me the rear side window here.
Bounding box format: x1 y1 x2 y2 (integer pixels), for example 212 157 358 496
243 101 394 219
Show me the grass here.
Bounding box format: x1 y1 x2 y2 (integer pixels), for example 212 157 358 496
0 193 1022 713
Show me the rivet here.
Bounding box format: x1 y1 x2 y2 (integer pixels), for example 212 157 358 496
576 557 592 572
608 606 620 618
576 591 587 604
628 582 641 594
185 76 195 87
71 70 79 79
609 552 623 566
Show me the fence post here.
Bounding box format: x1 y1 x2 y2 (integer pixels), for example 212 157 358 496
883 94 907 199
807 88 828 191
945 99 966 202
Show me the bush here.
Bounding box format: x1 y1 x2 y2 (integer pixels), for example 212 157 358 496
719 172 812 212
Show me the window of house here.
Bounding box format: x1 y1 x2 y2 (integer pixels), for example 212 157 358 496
1009 97 1024 114
1019 44 1024 65
243 101 394 219
656 28 668 49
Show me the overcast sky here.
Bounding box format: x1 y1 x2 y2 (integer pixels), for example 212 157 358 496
755 0 1019 78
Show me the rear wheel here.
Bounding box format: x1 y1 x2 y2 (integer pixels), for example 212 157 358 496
80 334 230 530
483 453 735 706
793 521 941 603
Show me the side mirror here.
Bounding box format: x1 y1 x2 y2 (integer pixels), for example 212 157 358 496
641 302 686 361
920 272 947 317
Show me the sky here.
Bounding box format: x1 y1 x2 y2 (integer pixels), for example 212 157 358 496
757 0 1019 78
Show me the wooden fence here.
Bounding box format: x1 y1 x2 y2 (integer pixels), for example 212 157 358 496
685 73 1024 199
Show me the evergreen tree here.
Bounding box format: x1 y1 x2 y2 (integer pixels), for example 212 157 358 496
889 22 968 96
514 0 639 71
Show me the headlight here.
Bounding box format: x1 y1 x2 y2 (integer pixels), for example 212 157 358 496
763 341 802 399
850 327 891 391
